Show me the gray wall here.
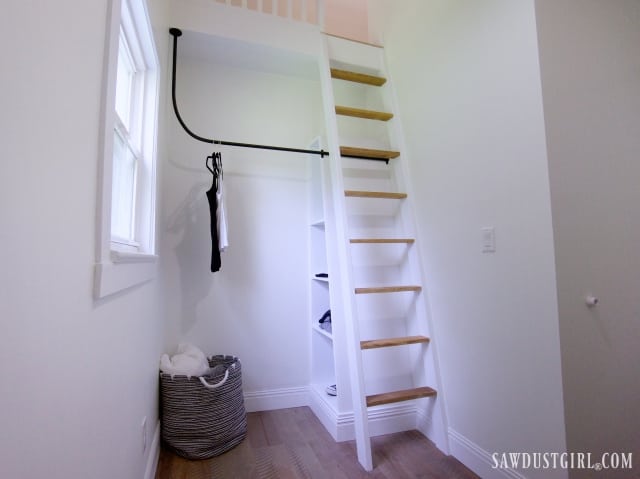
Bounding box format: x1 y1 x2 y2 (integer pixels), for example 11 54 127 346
536 1 640 477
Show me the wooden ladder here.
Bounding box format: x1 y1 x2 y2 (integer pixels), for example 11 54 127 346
318 35 448 471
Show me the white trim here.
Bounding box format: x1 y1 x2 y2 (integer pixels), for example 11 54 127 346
96 0 121 267
308 384 341 440
311 323 333 340
308 386 422 443
325 34 383 71
112 235 141 249
94 261 157 298
94 0 159 299
244 386 424 437
415 407 433 437
111 251 158 263
360 403 417 439
413 397 450 454
448 428 530 479
143 420 161 479
243 386 310 412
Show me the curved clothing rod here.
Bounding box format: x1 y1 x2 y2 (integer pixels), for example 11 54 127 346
169 28 329 158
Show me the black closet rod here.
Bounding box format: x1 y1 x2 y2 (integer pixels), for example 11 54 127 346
169 28 329 158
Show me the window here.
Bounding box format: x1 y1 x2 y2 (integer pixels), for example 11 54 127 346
94 0 159 298
112 28 142 249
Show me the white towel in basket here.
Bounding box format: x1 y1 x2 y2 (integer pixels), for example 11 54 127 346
160 343 209 378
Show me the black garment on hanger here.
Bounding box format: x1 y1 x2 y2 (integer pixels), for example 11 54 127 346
206 152 222 273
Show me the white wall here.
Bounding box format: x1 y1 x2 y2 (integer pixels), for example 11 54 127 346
0 1 168 478
535 2 640 477
370 1 567 477
160 44 324 406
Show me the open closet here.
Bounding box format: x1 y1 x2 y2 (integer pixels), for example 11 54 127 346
163 2 447 471
162 28 325 410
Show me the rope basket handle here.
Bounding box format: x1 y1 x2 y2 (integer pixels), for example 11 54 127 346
199 369 229 390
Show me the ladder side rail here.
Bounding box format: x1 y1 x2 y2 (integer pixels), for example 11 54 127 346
318 35 373 471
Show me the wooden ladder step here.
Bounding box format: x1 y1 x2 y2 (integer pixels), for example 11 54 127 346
345 190 407 200
331 68 387 86
355 285 422 294
361 335 430 350
340 146 400 160
350 238 415 244
367 386 437 407
335 105 393 121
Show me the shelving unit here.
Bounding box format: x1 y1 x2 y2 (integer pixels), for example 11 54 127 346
309 172 330 345
312 323 332 340
309 137 337 408
308 136 356 441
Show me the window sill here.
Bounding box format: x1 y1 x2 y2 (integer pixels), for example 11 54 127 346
111 250 158 263
94 252 158 299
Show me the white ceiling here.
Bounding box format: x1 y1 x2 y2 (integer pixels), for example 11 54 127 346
176 30 320 80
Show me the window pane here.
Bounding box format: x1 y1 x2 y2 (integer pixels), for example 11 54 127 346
111 130 137 241
115 34 135 130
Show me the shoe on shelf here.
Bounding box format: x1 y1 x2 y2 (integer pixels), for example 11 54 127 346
319 309 331 323
319 322 332 334
326 384 337 396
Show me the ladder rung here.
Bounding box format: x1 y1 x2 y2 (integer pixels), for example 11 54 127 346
340 146 400 160
350 238 415 244
345 190 407 199
335 105 393 121
331 68 387 86
366 386 437 407
360 335 430 350
355 285 422 294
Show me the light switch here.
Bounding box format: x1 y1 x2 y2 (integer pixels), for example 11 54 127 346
482 227 496 253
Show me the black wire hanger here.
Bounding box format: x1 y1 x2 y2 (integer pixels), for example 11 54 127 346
206 152 223 192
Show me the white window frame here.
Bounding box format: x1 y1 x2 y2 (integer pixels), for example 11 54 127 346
94 0 159 299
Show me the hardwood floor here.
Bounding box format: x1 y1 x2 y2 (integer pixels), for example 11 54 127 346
155 406 479 479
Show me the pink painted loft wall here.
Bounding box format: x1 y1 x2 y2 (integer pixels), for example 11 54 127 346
218 0 370 42
324 0 369 42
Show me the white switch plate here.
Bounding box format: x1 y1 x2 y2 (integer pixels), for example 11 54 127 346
482 227 496 253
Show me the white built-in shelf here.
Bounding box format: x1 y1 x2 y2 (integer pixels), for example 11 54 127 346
311 382 338 409
312 324 333 341
311 219 325 228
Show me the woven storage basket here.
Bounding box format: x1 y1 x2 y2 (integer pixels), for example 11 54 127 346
160 355 247 459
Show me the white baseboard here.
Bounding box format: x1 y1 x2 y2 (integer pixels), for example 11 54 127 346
308 386 341 440
143 420 161 479
416 400 451 455
243 386 310 412
416 407 433 438
449 428 527 479
308 386 418 442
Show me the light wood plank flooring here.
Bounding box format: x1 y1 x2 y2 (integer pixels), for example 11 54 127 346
156 406 479 478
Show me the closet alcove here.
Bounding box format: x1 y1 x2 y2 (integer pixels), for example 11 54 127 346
162 29 338 414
